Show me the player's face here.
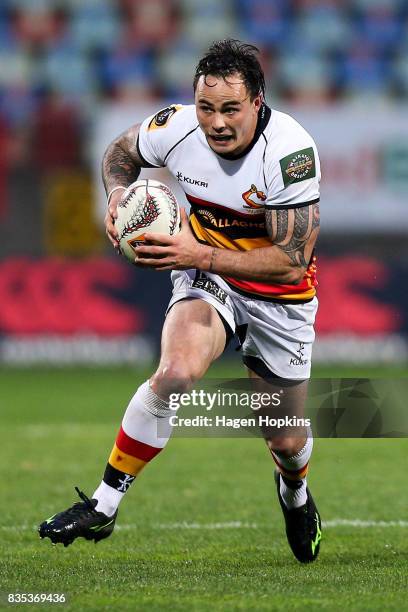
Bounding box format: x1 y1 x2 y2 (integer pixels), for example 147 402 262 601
195 74 262 156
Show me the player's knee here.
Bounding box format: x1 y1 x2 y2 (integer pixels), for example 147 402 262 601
151 360 201 398
266 436 305 457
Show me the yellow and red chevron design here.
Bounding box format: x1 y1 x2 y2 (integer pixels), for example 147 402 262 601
108 426 162 477
187 194 317 301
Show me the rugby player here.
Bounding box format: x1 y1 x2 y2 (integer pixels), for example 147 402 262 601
39 40 322 563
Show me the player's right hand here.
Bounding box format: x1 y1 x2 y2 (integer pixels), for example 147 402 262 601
104 190 124 249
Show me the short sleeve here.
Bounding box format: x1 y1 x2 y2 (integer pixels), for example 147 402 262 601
137 104 185 168
265 137 321 209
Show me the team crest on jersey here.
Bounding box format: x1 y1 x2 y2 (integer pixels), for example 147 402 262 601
148 105 182 131
280 147 316 187
242 184 267 210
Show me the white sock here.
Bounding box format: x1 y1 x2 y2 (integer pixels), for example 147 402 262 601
93 380 172 517
92 482 123 517
279 475 307 509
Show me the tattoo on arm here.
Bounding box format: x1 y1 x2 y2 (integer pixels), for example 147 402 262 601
265 203 320 267
102 124 144 194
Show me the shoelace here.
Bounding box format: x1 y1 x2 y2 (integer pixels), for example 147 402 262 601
54 487 98 520
74 486 97 514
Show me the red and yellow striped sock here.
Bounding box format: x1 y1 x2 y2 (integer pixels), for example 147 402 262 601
271 454 309 482
103 426 162 491
93 380 172 516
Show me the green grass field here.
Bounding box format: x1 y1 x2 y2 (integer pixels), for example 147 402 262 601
1 362 407 611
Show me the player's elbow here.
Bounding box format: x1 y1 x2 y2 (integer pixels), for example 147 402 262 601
282 266 304 285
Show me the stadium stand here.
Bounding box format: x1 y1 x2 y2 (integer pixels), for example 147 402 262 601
0 1 406 364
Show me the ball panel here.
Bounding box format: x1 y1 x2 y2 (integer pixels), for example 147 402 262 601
155 182 180 236
115 179 180 264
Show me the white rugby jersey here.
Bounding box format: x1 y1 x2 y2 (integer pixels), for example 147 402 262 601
137 103 320 301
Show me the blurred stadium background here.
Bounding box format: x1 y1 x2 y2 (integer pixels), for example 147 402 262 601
2 5 407 608
0 0 407 367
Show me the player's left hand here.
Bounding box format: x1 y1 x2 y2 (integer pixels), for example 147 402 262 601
134 208 210 270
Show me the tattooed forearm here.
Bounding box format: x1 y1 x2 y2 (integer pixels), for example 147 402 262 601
102 146 140 193
265 203 320 268
102 124 144 194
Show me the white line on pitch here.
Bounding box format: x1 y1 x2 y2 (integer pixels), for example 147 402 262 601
2 519 408 532
153 520 408 530
153 521 258 530
323 519 408 528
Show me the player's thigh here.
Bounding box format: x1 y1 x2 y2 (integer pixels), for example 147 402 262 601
151 298 226 395
241 298 317 381
240 298 316 452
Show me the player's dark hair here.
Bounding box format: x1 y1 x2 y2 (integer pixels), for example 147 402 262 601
193 39 265 101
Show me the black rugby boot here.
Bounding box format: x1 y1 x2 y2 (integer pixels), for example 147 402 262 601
39 487 117 547
275 471 322 563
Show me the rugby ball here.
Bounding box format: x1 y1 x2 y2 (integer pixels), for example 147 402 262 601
115 179 181 264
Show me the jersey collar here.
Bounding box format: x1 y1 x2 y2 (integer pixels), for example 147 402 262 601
215 104 271 161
